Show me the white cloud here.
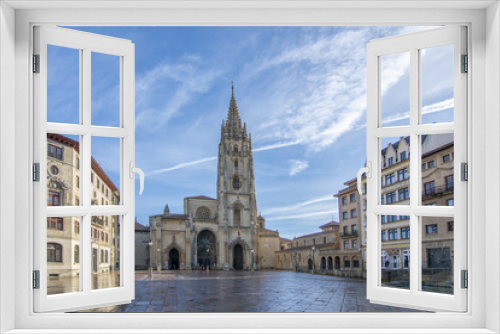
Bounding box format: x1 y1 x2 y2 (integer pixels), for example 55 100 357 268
147 156 217 176
289 159 309 176
263 194 334 215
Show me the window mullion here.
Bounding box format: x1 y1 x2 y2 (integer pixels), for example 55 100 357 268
81 47 92 294
409 47 420 294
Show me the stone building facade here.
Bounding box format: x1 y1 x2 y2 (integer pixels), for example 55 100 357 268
134 221 150 270
149 88 281 271
46 134 119 278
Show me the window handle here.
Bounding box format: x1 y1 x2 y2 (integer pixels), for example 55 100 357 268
357 162 371 195
129 162 145 195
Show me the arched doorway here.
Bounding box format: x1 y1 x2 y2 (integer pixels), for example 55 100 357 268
320 257 326 270
233 244 244 270
169 248 179 270
308 258 313 270
334 256 340 269
327 256 333 270
197 230 216 269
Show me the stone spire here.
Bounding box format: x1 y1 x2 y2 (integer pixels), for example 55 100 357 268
224 84 244 139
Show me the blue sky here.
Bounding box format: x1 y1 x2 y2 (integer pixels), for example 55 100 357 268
48 26 454 240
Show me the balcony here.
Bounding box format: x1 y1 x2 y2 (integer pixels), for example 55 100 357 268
91 216 104 226
422 185 454 199
341 230 358 238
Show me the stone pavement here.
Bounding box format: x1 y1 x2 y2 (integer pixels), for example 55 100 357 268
80 270 424 313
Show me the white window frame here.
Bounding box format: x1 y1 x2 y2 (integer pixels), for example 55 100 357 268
0 2 499 333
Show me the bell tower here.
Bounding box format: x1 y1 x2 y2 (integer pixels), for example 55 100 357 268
217 85 258 269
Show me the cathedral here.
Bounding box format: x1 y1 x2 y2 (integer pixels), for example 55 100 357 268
149 87 281 270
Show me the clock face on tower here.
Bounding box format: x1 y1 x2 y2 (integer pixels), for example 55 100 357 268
233 176 241 189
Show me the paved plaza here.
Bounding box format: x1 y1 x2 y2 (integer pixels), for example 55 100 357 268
80 270 424 313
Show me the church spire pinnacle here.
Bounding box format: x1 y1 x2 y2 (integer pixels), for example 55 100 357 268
224 84 244 138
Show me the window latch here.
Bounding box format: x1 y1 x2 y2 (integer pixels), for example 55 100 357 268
356 162 371 195
461 162 468 181
33 270 40 289
461 270 468 289
33 163 40 182
33 54 40 73
461 54 468 73
129 161 145 195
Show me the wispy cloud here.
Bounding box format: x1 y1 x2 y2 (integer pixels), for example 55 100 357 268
289 160 309 176
267 210 336 221
135 61 222 132
263 194 334 215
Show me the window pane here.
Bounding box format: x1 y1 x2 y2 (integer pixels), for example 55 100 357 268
421 134 454 206
91 52 120 127
47 45 80 124
421 217 454 294
47 216 81 295
47 133 81 206
380 136 410 205
421 44 454 124
91 215 120 290
380 215 410 290
380 52 410 127
91 137 121 206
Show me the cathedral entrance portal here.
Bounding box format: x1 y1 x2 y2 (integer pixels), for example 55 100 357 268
197 230 216 269
169 248 179 270
233 244 244 270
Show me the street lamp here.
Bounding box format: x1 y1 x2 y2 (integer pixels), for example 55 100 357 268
148 240 153 278
251 249 255 271
312 245 316 275
294 247 298 272
206 247 210 272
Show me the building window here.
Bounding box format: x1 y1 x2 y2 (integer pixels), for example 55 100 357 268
233 207 241 225
363 183 367 194
397 168 408 181
381 195 385 205
76 157 80 169
344 259 351 268
381 251 388 269
352 225 357 234
105 250 109 263
391 255 398 269
426 224 438 234
91 173 94 183
234 159 238 169
343 225 349 234
323 237 326 244
344 241 349 249
74 245 79 263
381 231 386 241
388 229 398 240
401 227 410 239
196 206 211 219
385 173 396 186
381 215 386 224
350 193 356 202
48 191 60 206
445 175 454 190
424 181 435 195
342 211 348 220
100 249 104 263
447 199 454 206
448 221 454 232
75 176 79 188
403 250 410 269
386 192 396 204
388 157 394 166
428 160 435 168
400 215 410 220
47 243 62 262
74 221 79 234
353 259 360 268
400 151 407 161
97 179 100 188
50 165 59 175
443 154 451 163
398 187 409 201
342 196 347 205
47 217 63 231
47 144 63 160
387 215 397 223
352 240 357 249
381 177 385 187
422 163 427 171
351 209 357 218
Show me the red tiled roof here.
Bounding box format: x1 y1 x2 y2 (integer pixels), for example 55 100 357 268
280 237 292 243
185 195 216 201
47 133 119 193
135 222 149 231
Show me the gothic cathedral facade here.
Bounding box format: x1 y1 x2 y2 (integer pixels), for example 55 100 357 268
149 87 281 271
